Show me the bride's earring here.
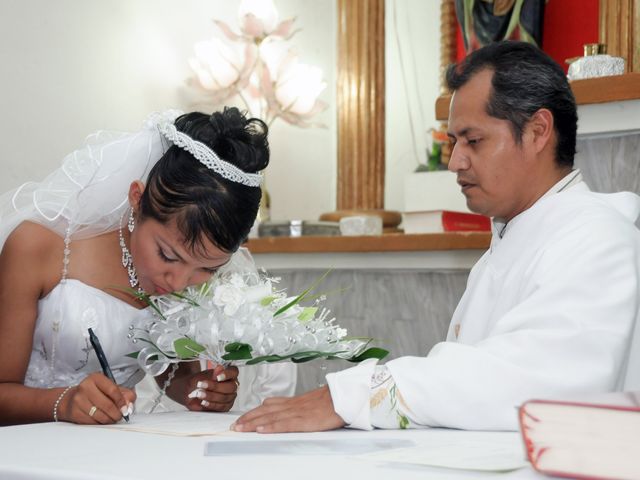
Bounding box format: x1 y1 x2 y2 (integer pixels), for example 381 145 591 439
128 210 135 233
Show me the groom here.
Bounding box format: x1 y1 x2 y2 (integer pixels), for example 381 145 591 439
233 41 640 432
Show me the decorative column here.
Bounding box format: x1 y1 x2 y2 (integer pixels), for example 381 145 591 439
336 0 385 210
439 0 458 94
438 0 458 165
599 0 639 73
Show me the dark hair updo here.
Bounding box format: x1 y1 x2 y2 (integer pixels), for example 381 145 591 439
138 107 269 254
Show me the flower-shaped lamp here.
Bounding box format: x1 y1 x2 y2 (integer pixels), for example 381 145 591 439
188 0 327 128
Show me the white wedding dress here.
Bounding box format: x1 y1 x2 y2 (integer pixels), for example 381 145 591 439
2 111 296 414
24 279 149 390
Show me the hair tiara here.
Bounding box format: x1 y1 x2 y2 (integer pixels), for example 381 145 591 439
155 115 263 188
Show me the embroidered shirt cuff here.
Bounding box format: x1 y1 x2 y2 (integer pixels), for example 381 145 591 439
370 365 418 429
326 358 378 430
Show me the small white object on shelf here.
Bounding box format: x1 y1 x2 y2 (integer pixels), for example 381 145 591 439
567 43 625 81
339 215 383 236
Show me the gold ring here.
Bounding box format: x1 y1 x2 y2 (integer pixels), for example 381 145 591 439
88 405 98 417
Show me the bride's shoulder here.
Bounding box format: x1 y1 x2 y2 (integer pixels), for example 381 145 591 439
4 221 63 252
2 222 64 286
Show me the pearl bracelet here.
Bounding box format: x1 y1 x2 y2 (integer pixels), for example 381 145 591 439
53 386 73 422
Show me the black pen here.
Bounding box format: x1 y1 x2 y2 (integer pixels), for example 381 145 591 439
88 328 130 422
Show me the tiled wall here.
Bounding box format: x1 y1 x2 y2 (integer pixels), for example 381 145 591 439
268 269 470 394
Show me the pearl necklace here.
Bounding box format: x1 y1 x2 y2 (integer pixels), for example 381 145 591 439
118 223 144 294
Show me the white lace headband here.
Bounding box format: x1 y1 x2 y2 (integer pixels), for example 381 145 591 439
157 121 263 188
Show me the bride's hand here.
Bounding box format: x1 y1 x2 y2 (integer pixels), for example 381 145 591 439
184 365 239 413
60 372 135 424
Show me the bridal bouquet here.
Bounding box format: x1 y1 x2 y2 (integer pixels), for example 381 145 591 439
127 250 387 376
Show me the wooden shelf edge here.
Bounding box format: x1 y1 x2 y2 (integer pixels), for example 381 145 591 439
435 72 640 121
245 232 492 254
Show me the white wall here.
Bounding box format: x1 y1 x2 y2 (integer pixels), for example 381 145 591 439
385 0 442 212
0 0 336 221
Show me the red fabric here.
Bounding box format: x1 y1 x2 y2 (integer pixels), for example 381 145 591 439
542 0 599 73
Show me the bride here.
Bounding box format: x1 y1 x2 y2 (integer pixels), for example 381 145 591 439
0 107 295 425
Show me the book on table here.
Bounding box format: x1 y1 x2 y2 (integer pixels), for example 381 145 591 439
519 391 640 480
402 210 491 234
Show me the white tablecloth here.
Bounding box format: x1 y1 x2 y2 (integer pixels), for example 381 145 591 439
0 413 548 480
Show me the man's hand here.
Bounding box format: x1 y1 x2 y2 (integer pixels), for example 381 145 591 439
232 385 346 433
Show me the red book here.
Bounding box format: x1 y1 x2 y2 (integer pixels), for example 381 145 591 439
402 210 491 234
519 391 640 480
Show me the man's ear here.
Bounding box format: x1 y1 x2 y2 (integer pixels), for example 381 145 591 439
128 181 145 211
527 108 554 154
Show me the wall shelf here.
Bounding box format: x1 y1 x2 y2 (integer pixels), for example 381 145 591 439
245 232 491 254
435 72 640 121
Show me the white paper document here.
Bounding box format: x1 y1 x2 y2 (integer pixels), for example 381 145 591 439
363 430 528 472
95 411 238 436
204 438 416 456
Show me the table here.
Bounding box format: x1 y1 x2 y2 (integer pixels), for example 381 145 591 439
0 412 549 480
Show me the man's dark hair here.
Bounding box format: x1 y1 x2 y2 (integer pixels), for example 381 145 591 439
446 41 577 167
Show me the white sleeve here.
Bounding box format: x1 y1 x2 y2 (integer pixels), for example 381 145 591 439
386 221 640 431
330 214 639 431
326 358 376 430
234 363 298 412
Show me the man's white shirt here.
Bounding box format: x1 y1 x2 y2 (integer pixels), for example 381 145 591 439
327 170 640 430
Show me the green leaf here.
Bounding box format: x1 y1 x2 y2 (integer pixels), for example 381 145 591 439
291 352 329 363
173 337 206 359
245 355 284 365
399 415 409 429
224 342 253 353
297 307 318 322
274 269 332 317
221 342 253 361
302 286 352 303
260 295 277 306
169 291 200 307
222 349 253 361
347 347 389 362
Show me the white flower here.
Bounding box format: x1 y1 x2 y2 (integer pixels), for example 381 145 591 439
244 281 272 303
335 327 348 340
213 284 245 316
238 0 279 38
189 37 246 90
275 60 326 116
228 272 246 288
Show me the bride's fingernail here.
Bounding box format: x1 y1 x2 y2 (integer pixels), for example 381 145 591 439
197 381 209 389
128 403 134 416
201 400 210 407
216 373 226 382
120 406 129 417
188 388 205 399
229 422 236 430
